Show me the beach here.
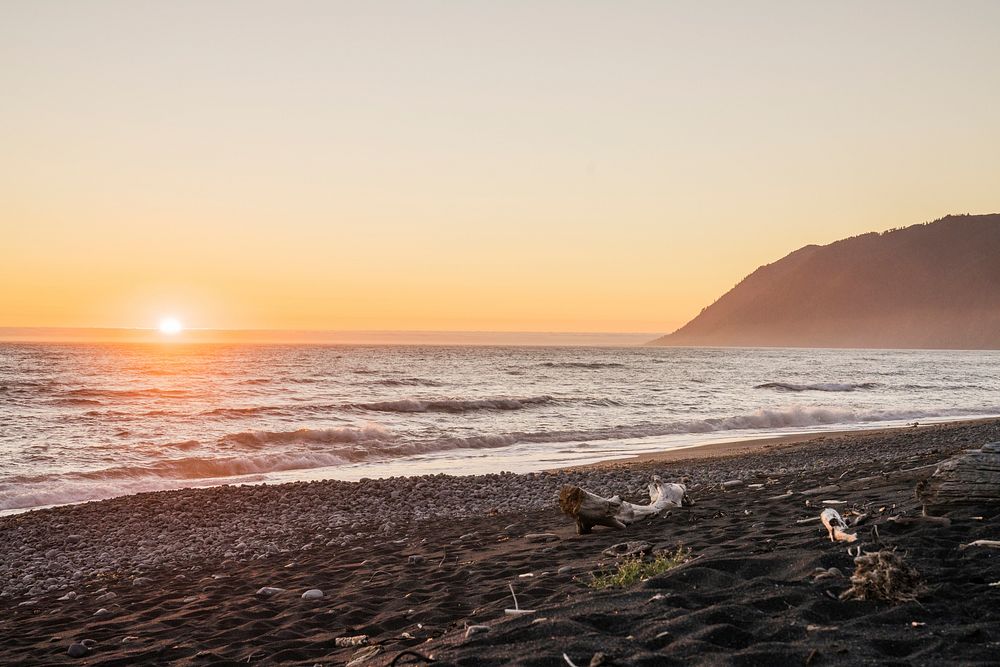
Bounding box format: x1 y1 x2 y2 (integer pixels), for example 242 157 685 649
2 418 999 665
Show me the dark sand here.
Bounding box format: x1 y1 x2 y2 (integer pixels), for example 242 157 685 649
3 419 1000 665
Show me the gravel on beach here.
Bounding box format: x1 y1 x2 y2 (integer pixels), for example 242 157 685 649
2 419 1000 665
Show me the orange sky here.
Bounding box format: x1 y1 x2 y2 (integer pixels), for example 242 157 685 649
3 2 999 334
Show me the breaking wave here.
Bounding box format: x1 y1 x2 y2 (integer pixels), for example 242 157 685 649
220 424 393 449
755 382 879 392
5 402 998 511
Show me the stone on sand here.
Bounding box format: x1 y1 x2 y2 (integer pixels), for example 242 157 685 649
256 586 286 596
301 589 324 600
524 533 559 543
67 643 88 658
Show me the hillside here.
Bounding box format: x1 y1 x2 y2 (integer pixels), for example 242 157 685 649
650 214 1000 349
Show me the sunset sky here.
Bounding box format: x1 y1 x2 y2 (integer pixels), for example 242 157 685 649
3 1 998 335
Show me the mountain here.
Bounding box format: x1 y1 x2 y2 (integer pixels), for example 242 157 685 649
650 214 1000 349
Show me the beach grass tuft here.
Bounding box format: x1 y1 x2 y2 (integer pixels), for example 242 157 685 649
590 546 690 589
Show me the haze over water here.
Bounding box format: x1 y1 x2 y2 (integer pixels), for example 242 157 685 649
3 343 999 512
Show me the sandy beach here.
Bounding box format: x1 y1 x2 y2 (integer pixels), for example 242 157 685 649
2 418 999 665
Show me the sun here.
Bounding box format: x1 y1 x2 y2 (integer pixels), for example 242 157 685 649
158 317 184 335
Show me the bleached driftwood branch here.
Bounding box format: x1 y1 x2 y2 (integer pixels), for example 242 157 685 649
959 540 1000 551
820 508 858 543
558 475 691 534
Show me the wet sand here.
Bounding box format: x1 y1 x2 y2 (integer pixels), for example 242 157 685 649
2 419 999 665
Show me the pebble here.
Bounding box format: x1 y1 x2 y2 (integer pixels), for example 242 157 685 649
256 586 286 597
132 577 153 586
334 635 368 647
57 591 77 601
557 565 574 574
301 589 324 600
96 592 117 602
67 643 88 658
524 533 559 543
721 480 744 489
407 555 425 565
93 608 112 617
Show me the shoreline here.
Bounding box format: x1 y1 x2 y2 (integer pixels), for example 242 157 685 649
5 415 997 519
554 415 1000 471
2 417 999 664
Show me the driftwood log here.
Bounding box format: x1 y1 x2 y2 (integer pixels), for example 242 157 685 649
916 442 1000 512
820 508 858 543
559 476 691 534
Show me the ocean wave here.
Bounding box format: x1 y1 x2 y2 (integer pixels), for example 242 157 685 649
82 408 181 418
352 396 556 413
899 383 985 391
0 477 237 511
62 387 196 399
755 382 879 392
6 405 997 510
538 362 627 369
0 452 352 509
52 398 103 406
220 424 393 449
202 406 292 418
84 452 354 482
373 378 443 387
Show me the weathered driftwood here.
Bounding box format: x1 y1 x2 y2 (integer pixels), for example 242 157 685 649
820 508 858 543
959 539 1000 551
558 475 690 534
916 442 1000 512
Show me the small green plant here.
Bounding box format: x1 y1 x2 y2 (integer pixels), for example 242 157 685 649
589 546 691 589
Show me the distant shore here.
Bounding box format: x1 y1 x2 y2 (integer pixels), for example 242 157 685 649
2 418 999 664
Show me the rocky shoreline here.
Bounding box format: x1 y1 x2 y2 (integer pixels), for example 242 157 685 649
2 418 1000 664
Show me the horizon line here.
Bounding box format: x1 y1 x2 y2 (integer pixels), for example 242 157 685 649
0 327 664 347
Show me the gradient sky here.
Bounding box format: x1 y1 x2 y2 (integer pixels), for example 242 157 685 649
2 1 998 334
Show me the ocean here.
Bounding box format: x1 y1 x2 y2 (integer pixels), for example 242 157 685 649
2 343 999 512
